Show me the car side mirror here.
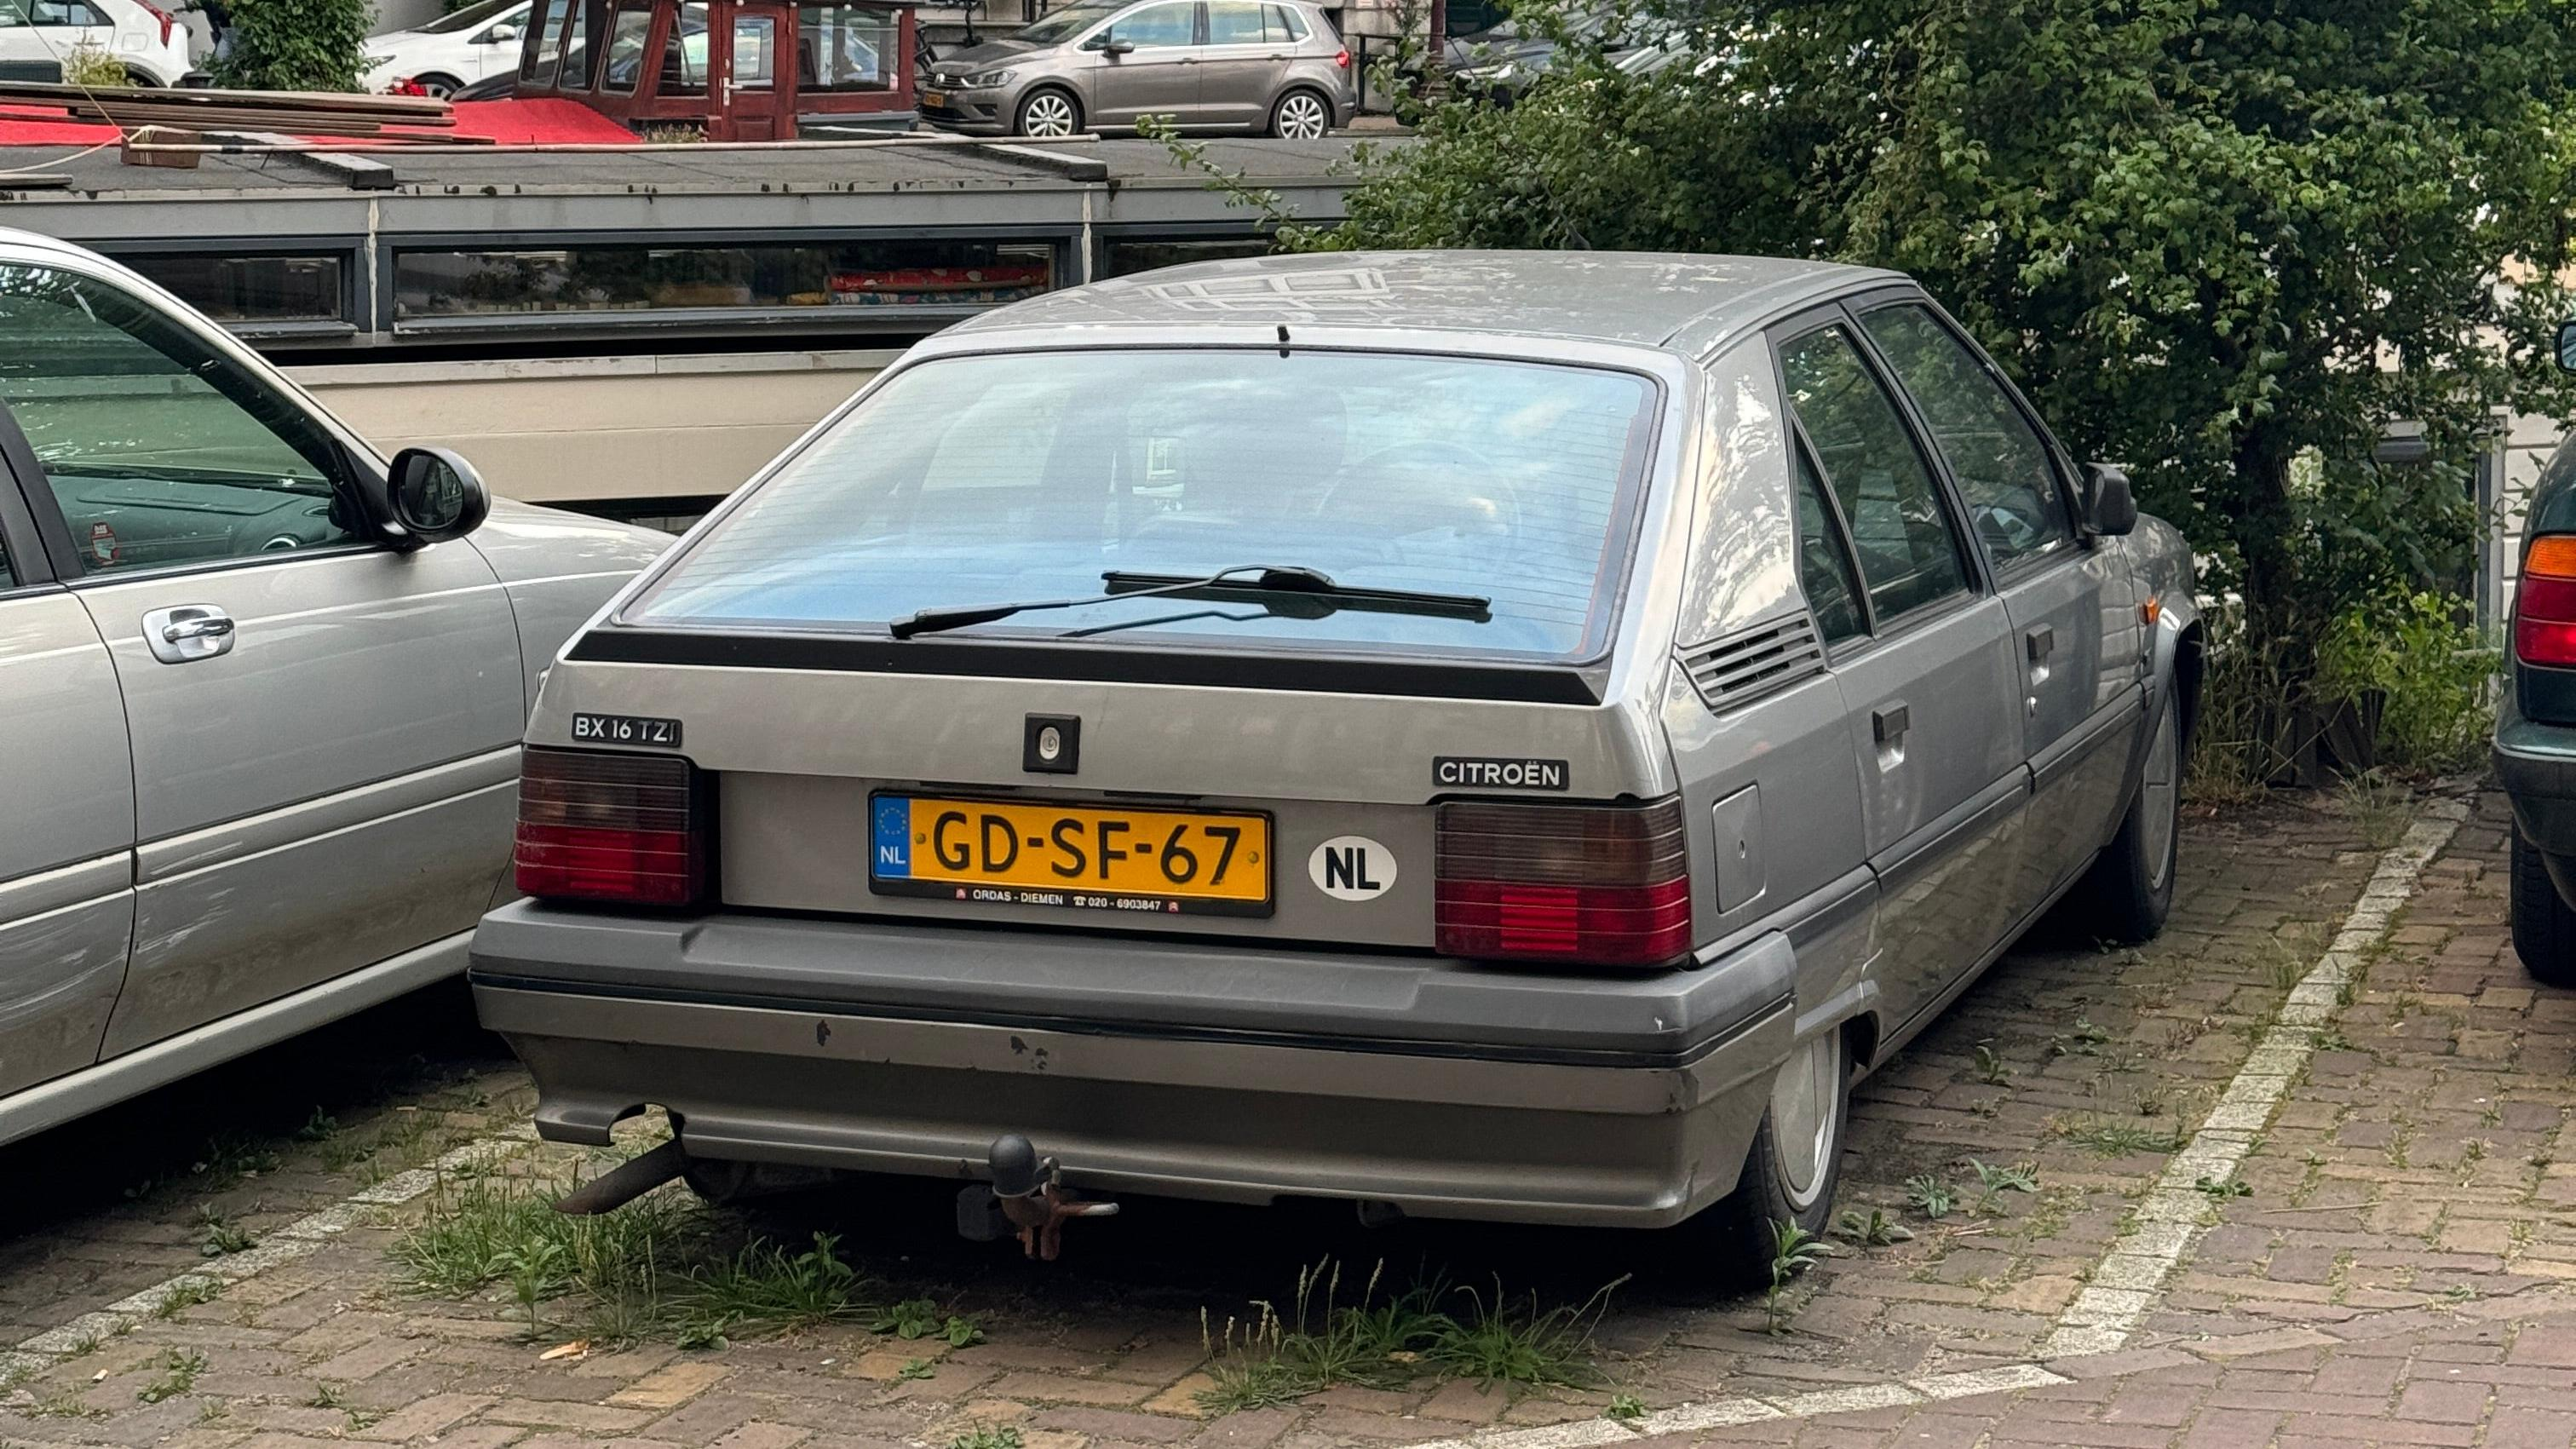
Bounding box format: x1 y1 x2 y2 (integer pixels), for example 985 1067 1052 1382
382 446 492 546
2557 319 2576 372
486 22 517 41
2080 461 2138 538
1094 36 1134 54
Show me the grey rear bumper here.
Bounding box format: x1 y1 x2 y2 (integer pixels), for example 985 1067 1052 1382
469 903 1797 1228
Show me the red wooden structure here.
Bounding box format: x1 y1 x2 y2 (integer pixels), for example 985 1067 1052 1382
513 0 920 141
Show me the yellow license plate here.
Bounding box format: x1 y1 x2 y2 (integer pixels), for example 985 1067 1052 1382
921 89 949 106
871 795 1271 917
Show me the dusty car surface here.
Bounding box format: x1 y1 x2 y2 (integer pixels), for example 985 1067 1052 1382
470 251 2200 1274
0 229 667 1148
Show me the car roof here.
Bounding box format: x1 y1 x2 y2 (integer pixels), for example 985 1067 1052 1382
948 250 1905 354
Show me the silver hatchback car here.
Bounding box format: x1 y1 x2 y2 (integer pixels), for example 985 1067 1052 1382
920 0 1357 138
0 230 665 1148
471 252 2199 1279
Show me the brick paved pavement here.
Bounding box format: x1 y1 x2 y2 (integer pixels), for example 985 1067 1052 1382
4 787 2562 1449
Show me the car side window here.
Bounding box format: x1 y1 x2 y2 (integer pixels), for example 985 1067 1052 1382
1207 0 1264 43
1860 302 2074 567
1266 3 1303 39
0 263 361 576
1791 435 1866 645
1777 323 1971 622
1106 1 1196 47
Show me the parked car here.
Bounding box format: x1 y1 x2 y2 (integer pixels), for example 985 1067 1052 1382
2498 329 2576 984
0 0 191 87
363 0 530 98
919 0 1355 139
0 229 666 1149
469 250 2199 1278
1444 6 1628 106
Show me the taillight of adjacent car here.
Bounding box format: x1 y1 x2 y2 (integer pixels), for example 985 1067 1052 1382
2518 535 2576 670
1434 798 1693 968
513 746 704 906
136 0 175 44
1333 47 1350 68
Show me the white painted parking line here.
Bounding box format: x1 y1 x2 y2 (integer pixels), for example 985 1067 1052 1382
2032 797 2468 1360
1407 798 2468 1449
0 1129 532 1390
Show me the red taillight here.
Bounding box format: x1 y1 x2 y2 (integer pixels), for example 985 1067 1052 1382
137 0 173 44
391 77 430 95
513 747 702 906
1435 798 1692 967
1333 46 1350 68
2520 535 2576 668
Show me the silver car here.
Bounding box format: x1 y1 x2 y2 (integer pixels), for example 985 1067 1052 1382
0 230 665 1148
470 252 2199 1278
921 0 1357 139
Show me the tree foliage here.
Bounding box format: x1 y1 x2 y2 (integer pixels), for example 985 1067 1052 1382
211 0 372 91
1295 1 2576 715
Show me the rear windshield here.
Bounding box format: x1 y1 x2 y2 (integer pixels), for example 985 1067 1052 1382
630 348 1658 661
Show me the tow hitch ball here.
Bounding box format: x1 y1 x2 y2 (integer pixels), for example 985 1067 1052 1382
956 1134 1118 1260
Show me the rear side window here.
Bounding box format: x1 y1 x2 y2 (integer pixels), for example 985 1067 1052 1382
1791 439 1865 644
1859 302 2073 567
1207 0 1264 42
634 348 1660 663
1269 3 1307 39
1777 324 1970 623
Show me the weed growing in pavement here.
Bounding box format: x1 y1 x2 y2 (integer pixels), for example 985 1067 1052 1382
1605 1392 1646 1422
503 1239 567 1337
197 1206 256 1257
151 1279 221 1320
870 1297 984 1347
136 1348 205 1404
2194 1176 2253 1199
1194 1259 1613 1413
1968 1160 2039 1218
29 1389 105 1418
1904 1175 1954 1220
2060 1119 2188 1157
1762 1221 1828 1334
60 1331 101 1357
296 1107 339 1141
673 1232 874 1344
1831 1207 1913 1248
1972 1044 2011 1084
947 1427 1022 1449
898 1358 936 1381
196 1400 228 1424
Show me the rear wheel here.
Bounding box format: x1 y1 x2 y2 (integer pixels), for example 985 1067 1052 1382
1015 87 1082 137
409 72 464 99
2070 685 2181 943
120 66 161 86
1268 87 1331 139
1670 1028 1851 1286
2511 825 2576 986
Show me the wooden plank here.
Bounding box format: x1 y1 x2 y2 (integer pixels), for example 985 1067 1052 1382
0 79 450 118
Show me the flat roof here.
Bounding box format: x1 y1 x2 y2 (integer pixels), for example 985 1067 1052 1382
953 249 1899 351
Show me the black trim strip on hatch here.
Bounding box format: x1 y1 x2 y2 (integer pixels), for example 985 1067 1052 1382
567 628 1609 705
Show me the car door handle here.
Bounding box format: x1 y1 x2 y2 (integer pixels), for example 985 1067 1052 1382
1872 701 1910 745
2025 624 2056 662
142 604 236 664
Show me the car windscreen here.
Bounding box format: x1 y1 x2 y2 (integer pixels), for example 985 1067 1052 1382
629 348 1659 663
1012 0 1119 43
417 0 521 34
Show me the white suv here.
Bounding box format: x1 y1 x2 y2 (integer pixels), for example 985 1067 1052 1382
361 0 530 98
0 0 193 88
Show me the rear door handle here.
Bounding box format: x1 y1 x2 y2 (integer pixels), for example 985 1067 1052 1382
1872 701 1909 745
2025 624 2056 662
143 604 235 664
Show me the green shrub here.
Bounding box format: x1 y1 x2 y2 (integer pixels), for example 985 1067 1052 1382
2311 590 2498 772
60 41 129 89
212 0 372 91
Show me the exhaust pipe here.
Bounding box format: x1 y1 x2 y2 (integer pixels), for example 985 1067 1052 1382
552 1139 687 1216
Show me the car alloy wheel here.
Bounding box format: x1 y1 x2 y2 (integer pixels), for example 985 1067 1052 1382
1020 90 1079 137
1271 89 1328 139
1769 1028 1846 1212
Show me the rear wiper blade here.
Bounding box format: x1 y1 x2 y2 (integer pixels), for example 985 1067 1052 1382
885 565 1492 641
1100 570 1492 622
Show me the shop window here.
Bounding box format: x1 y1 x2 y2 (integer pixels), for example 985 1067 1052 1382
599 3 652 90
1101 236 1270 279
658 0 710 95
799 3 896 91
392 239 1055 322
119 253 346 324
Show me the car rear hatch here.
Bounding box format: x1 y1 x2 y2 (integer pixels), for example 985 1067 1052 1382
522 339 1699 966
